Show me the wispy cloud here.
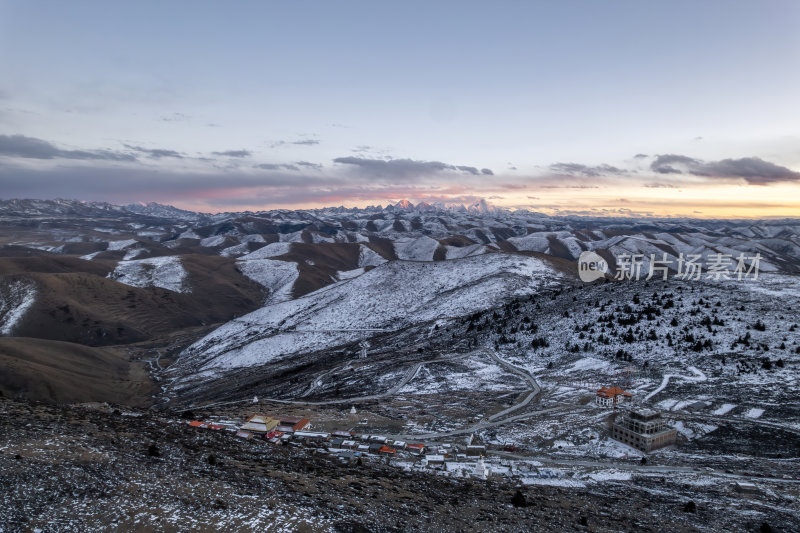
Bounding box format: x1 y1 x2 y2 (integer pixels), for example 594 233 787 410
1 132 797 216
549 162 625 177
0 134 136 161
254 163 300 171
270 139 320 148
295 161 323 170
212 149 251 158
650 154 800 184
124 144 183 159
333 156 494 179
160 112 190 122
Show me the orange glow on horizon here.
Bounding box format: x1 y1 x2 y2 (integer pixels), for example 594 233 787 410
168 182 800 219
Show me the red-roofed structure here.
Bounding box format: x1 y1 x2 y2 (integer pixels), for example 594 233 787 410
596 386 633 408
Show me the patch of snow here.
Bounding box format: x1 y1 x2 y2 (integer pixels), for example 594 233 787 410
279 231 305 243
200 235 226 247
586 470 632 482
337 268 365 281
240 234 266 244
358 244 387 267
393 236 440 261
744 407 764 419
0 280 37 335
567 357 614 373
220 243 250 257
657 398 679 411
178 229 201 240
240 242 292 260
712 403 737 416
107 239 137 251
109 256 189 293
123 248 146 260
445 244 488 259
237 259 299 304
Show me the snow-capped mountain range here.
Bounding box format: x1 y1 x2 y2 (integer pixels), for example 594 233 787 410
1 196 798 368
2 197 798 273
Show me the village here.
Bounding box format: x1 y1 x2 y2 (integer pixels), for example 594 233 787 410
181 383 689 486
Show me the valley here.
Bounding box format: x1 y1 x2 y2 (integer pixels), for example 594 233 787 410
0 198 798 531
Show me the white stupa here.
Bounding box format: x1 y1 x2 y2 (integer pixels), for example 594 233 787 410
473 457 489 480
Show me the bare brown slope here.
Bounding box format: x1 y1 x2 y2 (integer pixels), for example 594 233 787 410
180 254 268 314
0 256 114 277
0 337 154 405
275 242 362 297
7 255 265 346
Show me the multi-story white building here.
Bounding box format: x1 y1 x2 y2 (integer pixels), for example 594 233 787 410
612 408 677 452
595 386 633 407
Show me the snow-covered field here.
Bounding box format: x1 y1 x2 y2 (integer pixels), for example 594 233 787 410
109 257 189 293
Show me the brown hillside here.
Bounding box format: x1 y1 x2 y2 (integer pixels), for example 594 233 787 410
5 255 266 345
277 243 362 297
0 256 114 277
0 337 154 405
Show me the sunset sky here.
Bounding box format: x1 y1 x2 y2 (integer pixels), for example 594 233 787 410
1 1 799 217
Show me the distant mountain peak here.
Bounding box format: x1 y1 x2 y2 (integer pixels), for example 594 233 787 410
395 199 415 210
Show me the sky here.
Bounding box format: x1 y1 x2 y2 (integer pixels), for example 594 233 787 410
1 1 799 217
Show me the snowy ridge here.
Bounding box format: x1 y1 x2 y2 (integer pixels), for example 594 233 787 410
174 254 561 379
0 280 37 335
4 198 798 273
109 257 189 293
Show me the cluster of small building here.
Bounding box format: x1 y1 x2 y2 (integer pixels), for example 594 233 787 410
186 411 501 477
186 383 678 473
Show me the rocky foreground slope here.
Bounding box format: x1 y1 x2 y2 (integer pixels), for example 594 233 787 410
0 397 794 533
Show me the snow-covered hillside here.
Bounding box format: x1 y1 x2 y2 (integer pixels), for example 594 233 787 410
173 254 562 380
240 242 292 260
237 259 299 304
0 280 37 335
394 236 440 261
109 257 189 293
358 244 387 267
